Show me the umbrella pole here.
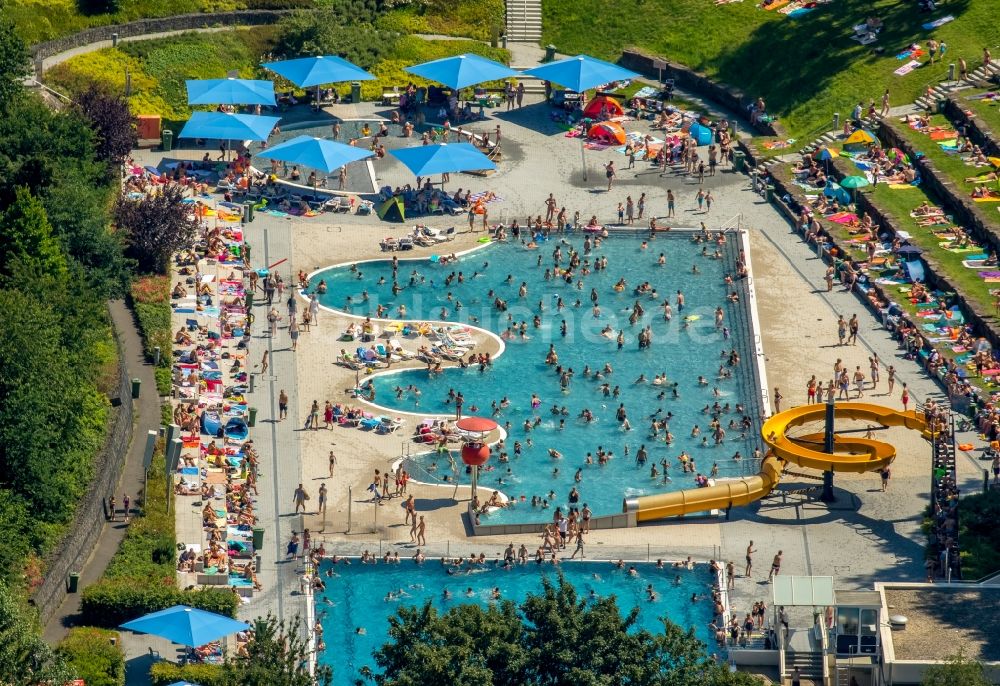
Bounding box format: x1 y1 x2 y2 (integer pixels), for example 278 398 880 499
580 136 588 182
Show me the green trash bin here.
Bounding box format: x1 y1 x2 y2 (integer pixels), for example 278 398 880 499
765 184 775 202
161 129 173 152
68 572 79 593
131 378 141 399
243 201 254 223
248 407 258 427
733 151 745 173
351 81 362 103
935 98 947 114
544 44 557 62
252 527 264 551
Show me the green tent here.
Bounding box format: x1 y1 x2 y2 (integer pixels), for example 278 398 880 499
377 196 405 222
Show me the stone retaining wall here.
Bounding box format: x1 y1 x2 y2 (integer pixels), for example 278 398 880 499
31 10 292 67
879 119 1000 258
30 311 134 625
944 96 1000 158
619 48 787 138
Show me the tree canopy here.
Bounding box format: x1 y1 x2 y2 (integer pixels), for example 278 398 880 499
0 580 74 685
922 651 994 686
115 184 198 274
372 575 760 686
226 614 332 686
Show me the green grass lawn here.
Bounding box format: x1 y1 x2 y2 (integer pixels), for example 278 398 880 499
45 29 509 121
791 158 998 391
961 91 1000 137
892 114 1000 215
543 0 1000 140
7 0 315 45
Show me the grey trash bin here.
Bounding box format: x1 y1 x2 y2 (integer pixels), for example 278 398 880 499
161 129 173 152
351 81 362 103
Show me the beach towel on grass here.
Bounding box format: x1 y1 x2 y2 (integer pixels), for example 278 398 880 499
894 60 921 76
922 15 954 29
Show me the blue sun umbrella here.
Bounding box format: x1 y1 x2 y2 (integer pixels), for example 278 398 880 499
521 55 640 93
390 142 495 177
256 135 374 174
178 112 281 142
120 605 249 648
405 53 518 90
262 56 374 88
186 78 276 106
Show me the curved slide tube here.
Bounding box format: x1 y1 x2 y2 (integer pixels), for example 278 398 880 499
624 403 927 523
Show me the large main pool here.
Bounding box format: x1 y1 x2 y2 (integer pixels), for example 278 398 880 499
309 233 764 522
315 559 718 684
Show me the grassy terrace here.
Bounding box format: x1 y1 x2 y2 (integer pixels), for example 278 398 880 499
784 162 994 391
544 0 1000 140
961 91 1000 138
893 113 1000 209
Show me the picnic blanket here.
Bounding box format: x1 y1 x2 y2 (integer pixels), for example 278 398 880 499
922 15 954 29
894 60 921 76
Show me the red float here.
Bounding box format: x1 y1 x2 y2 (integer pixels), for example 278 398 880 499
461 442 490 466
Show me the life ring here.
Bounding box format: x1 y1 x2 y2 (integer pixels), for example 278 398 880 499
957 443 974 451
613 285 625 292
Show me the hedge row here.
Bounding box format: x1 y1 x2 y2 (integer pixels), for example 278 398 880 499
80 581 239 628
57 627 125 686
149 662 226 686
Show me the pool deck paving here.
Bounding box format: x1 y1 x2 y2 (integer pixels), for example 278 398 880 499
126 84 989 675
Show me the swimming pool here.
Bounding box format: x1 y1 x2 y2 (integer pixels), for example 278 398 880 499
310 232 765 522
315 558 718 684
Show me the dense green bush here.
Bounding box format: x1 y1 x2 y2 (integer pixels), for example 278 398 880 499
957 489 1000 580
149 662 227 686
130 275 172 365
81 583 240 628
58 628 125 686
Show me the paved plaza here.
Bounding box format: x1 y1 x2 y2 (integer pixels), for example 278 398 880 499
134 81 987 646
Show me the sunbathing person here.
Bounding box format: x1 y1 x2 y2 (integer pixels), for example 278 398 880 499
965 171 999 183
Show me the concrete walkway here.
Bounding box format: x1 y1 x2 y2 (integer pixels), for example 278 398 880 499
43 299 162 644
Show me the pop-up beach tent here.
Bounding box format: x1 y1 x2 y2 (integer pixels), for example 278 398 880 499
377 196 406 222
583 95 624 119
687 122 713 146
588 121 626 145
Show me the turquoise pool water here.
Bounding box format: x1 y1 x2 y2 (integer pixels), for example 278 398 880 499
315 559 717 684
310 234 763 522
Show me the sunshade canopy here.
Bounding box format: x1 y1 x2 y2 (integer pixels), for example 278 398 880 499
772 576 835 607
186 78 276 106
815 147 839 161
390 143 495 176
521 55 639 93
262 56 374 88
178 112 280 142
404 53 518 90
839 175 870 189
256 135 374 173
120 605 249 647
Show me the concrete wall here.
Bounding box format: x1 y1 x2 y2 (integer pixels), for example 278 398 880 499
470 506 635 536
619 48 787 138
30 10 293 70
856 123 1000 353
944 96 1000 158
30 313 134 625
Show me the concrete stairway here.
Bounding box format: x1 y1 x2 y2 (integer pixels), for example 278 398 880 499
505 0 542 44
785 650 825 682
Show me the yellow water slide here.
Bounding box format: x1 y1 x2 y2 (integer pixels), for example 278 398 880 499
624 403 928 523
